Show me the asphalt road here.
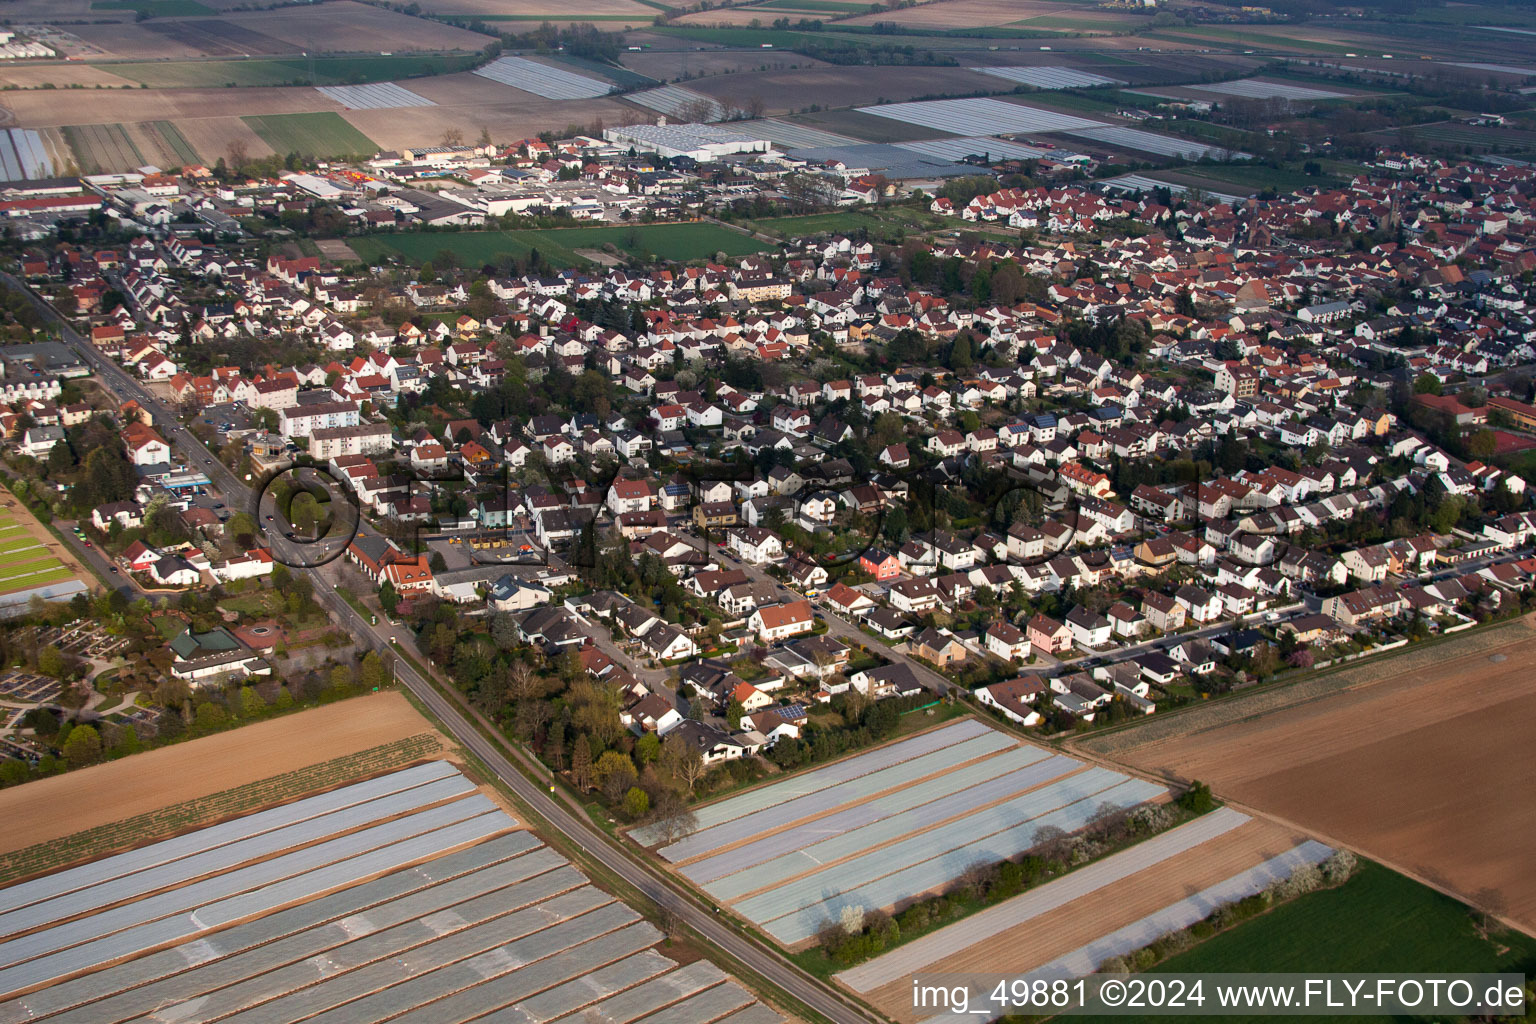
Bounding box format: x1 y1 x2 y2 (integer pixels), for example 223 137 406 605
11 273 876 1024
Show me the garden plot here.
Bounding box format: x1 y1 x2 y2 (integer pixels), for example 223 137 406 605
0 762 785 1024
839 810 1332 1023
638 719 1169 947
316 82 436 110
474 56 613 99
1185 77 1347 100
855 97 1105 137
970 65 1122 89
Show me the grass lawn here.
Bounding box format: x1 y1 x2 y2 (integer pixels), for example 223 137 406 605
220 593 277 616
150 615 186 639
1497 447 1536 486
741 204 946 241
350 222 771 269
243 112 378 160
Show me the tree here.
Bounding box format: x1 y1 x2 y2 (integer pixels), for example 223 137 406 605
1413 373 1442 396
36 645 66 679
61 723 101 768
239 686 267 717
594 750 637 802
662 732 707 794
360 651 388 690
635 731 661 766
194 701 228 732
1178 780 1214 814
379 580 399 617
545 716 566 770
622 786 650 820
570 733 594 791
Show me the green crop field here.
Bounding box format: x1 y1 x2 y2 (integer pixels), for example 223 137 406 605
1111 863 1536 1024
150 120 200 166
92 0 215 15
243 112 378 160
350 222 771 268
1075 863 1536 1024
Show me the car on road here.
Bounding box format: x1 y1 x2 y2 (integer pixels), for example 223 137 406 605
83 541 91 548
109 566 118 573
204 458 213 465
266 514 274 521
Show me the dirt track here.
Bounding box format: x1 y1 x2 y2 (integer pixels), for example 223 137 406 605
0 691 444 856
1098 620 1536 936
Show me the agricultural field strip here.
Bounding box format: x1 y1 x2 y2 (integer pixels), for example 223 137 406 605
734 766 1142 924
627 85 725 121
700 753 1080 900
174 890 628 1024
765 778 1170 945
994 842 1334 986
1185 78 1347 100
219 908 655 1024
0 775 478 938
0 130 52 180
0 761 462 919
517 962 729 1024
482 950 677 1023
1056 124 1248 159
895 136 1054 162
2 832 549 1021
633 719 988 845
1098 172 1246 203
0 801 508 995
42 862 590 1024
969 66 1122 89
836 807 1254 991
654 727 1009 859
663 733 1019 861
1447 61 1536 76
752 776 1166 944
473 56 612 99
0 788 492 958
750 119 860 148
855 97 1105 137
290 919 664 1024
565 981 753 1024
315 82 436 110
682 748 1058 886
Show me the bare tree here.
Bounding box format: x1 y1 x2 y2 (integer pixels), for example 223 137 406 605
662 732 707 794
509 660 540 701
226 140 249 172
648 787 698 844
442 126 465 147
745 95 767 119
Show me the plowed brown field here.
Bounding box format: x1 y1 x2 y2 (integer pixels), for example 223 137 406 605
0 690 446 857
1099 619 1536 935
